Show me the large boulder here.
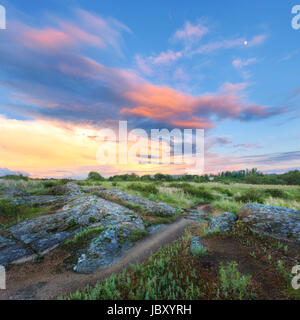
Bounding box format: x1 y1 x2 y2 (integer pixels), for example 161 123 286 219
93 189 176 216
209 212 238 232
238 204 300 244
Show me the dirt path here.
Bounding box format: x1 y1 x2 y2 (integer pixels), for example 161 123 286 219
0 217 196 300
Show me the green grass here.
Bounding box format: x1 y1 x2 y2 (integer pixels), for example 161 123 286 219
65 226 105 245
61 235 204 300
128 228 148 242
0 198 53 227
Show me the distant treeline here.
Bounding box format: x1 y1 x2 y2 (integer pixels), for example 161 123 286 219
105 169 300 186
1 169 300 186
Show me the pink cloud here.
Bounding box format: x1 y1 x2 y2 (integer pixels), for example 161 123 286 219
18 9 130 52
248 34 267 47
24 28 74 49
173 21 209 42
232 58 257 68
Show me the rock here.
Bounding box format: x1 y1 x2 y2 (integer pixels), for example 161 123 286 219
84 186 107 193
190 236 206 255
147 224 165 234
74 225 137 273
238 204 300 244
50 182 83 196
209 212 238 232
0 245 33 265
1 187 28 199
10 195 64 207
0 195 144 265
94 189 176 216
0 235 16 249
186 210 209 221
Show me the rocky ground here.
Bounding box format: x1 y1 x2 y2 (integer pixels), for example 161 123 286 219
0 182 299 300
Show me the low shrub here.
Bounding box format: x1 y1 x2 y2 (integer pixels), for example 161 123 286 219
234 188 265 204
264 188 289 199
128 183 159 195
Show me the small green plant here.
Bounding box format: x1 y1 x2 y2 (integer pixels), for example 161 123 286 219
128 228 148 242
191 244 207 257
218 261 252 300
65 227 105 245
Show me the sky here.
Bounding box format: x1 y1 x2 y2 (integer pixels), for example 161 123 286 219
0 0 299 178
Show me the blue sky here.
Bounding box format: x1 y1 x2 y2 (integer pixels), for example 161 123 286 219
0 0 299 177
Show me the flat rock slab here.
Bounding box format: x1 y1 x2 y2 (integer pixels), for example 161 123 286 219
0 245 33 265
238 204 300 244
0 235 16 249
0 195 144 266
10 195 65 206
92 189 176 216
0 187 28 199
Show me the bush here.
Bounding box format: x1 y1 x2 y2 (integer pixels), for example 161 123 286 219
212 187 233 197
235 188 265 204
181 185 215 201
168 183 215 201
87 172 105 181
0 174 29 181
128 183 159 195
43 179 70 188
0 199 19 216
264 188 289 199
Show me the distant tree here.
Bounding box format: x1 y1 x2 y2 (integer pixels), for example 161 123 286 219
87 172 105 181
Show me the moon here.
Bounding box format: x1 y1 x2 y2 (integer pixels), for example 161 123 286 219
244 40 248 46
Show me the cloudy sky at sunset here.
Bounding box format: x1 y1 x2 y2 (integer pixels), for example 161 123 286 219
0 0 299 178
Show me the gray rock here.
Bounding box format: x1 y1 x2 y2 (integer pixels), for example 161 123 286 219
84 186 107 193
238 204 300 244
94 189 176 216
31 231 74 252
10 195 64 207
50 182 83 196
147 224 165 234
0 235 16 249
0 195 144 265
74 225 136 273
0 245 33 265
209 212 238 232
1 187 28 199
186 210 209 221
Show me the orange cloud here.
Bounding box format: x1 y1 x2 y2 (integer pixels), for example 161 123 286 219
120 83 257 129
